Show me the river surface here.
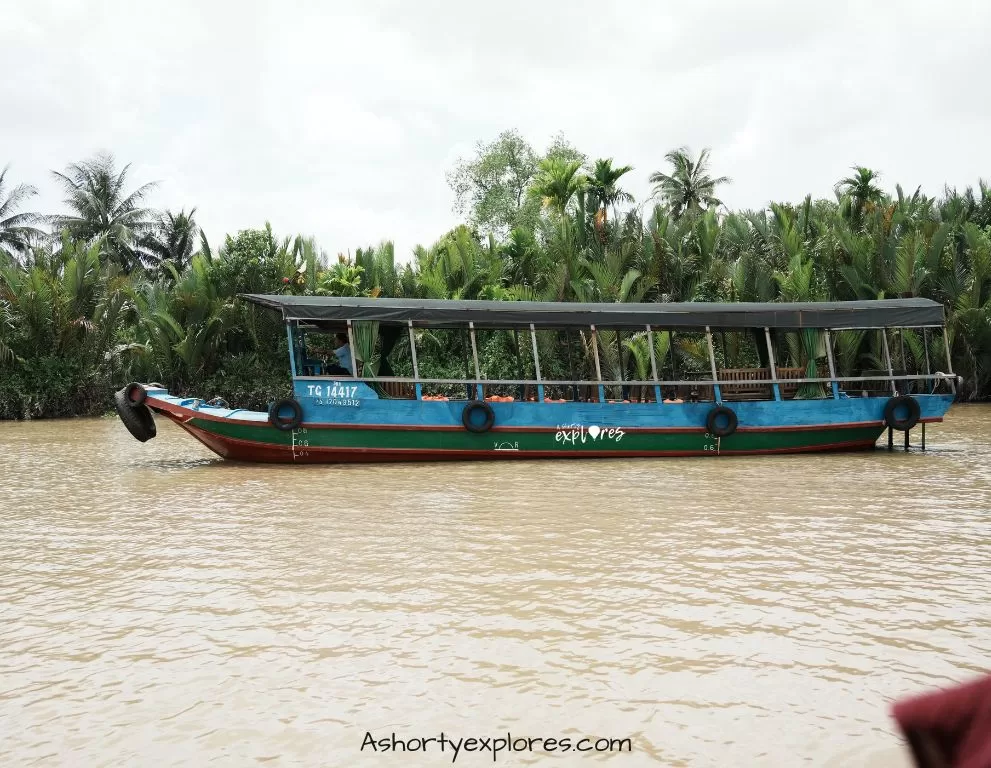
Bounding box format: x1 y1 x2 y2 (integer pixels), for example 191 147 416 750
1 407 990 767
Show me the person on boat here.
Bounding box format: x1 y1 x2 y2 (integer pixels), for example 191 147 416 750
325 333 353 377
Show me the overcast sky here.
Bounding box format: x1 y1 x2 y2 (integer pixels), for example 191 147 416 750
3 0 989 260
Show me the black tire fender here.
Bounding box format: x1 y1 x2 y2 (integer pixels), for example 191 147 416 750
114 387 157 442
706 405 738 438
124 382 147 405
462 400 495 433
269 399 304 431
883 395 920 432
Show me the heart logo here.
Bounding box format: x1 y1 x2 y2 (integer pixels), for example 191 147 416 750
588 425 601 440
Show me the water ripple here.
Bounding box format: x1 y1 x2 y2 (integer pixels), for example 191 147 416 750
1 408 990 766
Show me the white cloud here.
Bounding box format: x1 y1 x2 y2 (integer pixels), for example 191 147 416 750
2 0 989 263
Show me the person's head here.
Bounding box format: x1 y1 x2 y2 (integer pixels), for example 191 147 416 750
335 333 348 345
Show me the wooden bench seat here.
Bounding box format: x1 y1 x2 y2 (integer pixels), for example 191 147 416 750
711 367 819 401
371 368 832 403
377 380 416 399
776 367 808 399
718 368 773 401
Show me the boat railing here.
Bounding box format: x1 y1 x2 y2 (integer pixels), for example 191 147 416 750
287 314 959 401
293 372 959 401
294 373 957 386
282 303 960 401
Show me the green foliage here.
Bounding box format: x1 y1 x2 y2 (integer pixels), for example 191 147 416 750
414 226 503 301
199 352 291 412
212 224 300 295
446 130 588 237
0 355 114 418
3 145 991 420
352 321 380 376
0 236 127 417
446 129 542 237
131 253 235 391
317 259 366 297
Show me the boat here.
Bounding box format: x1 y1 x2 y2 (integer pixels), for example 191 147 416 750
113 296 960 463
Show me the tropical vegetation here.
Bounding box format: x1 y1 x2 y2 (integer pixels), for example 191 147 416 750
1 138 989 419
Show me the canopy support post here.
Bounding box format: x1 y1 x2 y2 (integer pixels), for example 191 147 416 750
824 329 839 399
646 324 662 404
565 329 578 402
469 321 483 400
591 325 604 403
461 329 472 400
616 329 628 401
286 322 298 380
407 320 421 400
512 329 524 401
765 327 781 401
942 326 957 395
705 325 722 403
530 323 544 402
346 320 359 378
669 330 678 397
881 329 896 396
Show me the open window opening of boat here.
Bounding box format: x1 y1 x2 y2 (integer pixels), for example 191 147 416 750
113 296 960 463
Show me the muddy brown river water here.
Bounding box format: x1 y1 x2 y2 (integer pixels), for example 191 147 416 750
1 407 990 766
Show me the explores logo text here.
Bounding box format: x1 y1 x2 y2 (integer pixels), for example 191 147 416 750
554 424 625 446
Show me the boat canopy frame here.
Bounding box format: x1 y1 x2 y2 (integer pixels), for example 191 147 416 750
241 294 946 331
240 295 957 402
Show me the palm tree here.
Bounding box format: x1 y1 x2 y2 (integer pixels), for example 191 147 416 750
50 153 157 272
133 254 235 391
140 208 199 276
529 157 587 218
0 166 40 260
836 166 884 227
500 228 550 290
0 236 132 415
585 158 634 230
317 257 367 297
649 147 730 218
414 226 503 300
355 241 401 297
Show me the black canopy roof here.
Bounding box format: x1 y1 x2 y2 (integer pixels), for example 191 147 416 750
239 294 945 330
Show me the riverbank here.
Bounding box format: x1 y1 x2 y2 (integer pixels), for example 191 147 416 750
0 356 291 420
